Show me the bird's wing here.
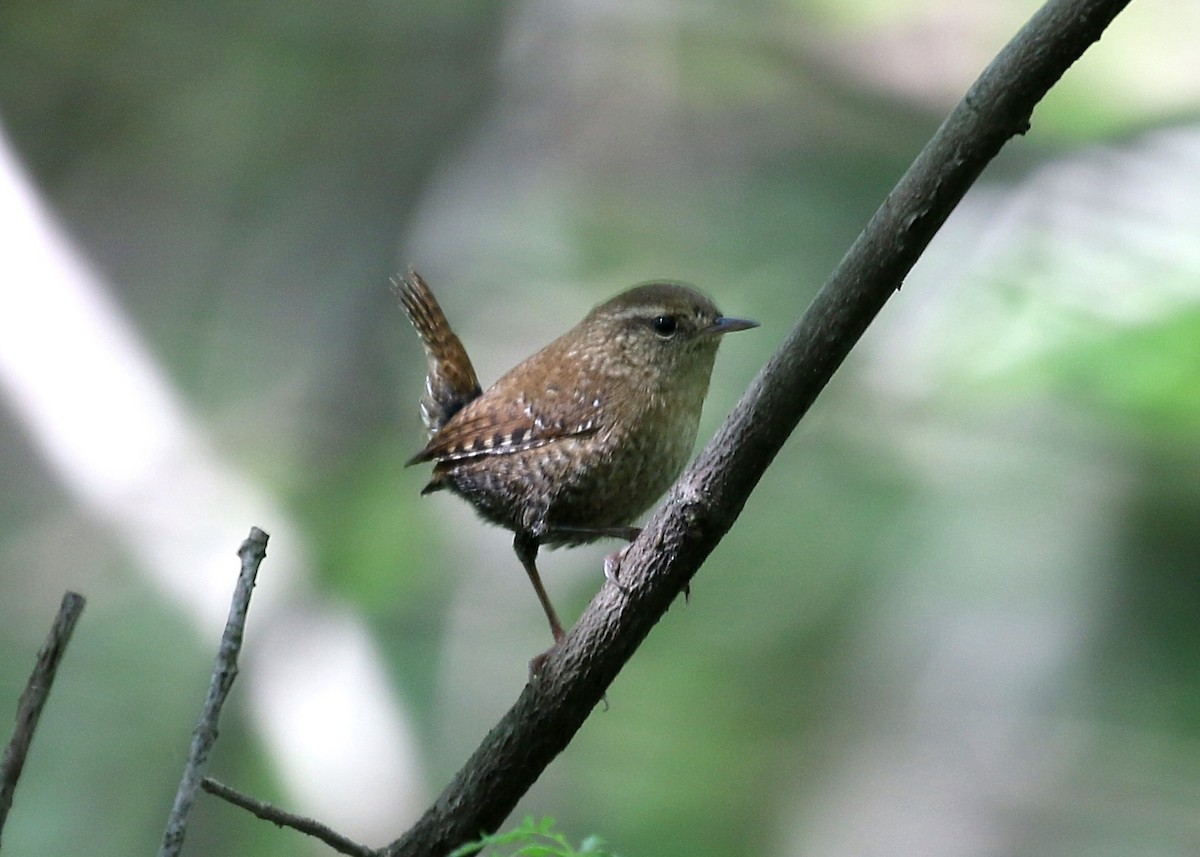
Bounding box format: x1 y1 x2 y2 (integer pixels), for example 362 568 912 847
406 386 608 465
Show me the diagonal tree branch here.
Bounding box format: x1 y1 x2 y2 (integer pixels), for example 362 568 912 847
0 591 86 849
379 0 1133 853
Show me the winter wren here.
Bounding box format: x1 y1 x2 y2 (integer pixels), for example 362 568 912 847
395 271 757 645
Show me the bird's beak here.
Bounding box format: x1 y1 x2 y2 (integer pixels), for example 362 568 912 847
707 316 759 335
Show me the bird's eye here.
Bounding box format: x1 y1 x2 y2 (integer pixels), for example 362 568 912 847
651 315 678 337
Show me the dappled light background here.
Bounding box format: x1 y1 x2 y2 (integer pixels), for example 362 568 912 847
2 1 1199 855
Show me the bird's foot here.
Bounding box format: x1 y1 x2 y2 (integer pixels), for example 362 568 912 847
528 646 554 680
603 545 632 593
528 624 566 681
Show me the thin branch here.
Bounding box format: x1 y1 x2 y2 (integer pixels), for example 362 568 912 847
201 777 375 857
158 527 269 857
0 591 86 848
383 1 1133 854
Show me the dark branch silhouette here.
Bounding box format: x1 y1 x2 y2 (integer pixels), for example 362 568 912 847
0 592 86 849
382 1 1133 854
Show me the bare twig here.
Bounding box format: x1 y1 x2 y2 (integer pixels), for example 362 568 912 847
0 591 86 848
383 1 1133 854
158 527 269 857
201 776 375 857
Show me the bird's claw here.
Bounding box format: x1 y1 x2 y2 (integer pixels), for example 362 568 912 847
528 646 554 681
603 546 632 593
527 623 566 681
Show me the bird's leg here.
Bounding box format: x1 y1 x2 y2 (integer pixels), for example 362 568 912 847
545 525 642 542
513 533 565 643
543 524 643 593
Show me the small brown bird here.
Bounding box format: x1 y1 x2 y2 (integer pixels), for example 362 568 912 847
395 271 756 647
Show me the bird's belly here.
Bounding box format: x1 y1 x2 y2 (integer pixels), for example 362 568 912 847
440 418 697 542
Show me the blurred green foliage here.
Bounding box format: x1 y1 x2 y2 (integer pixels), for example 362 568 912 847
450 816 620 857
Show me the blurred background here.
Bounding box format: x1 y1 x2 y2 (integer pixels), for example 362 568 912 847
1 0 1198 855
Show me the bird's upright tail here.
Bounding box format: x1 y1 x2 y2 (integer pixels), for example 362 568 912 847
392 270 483 437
